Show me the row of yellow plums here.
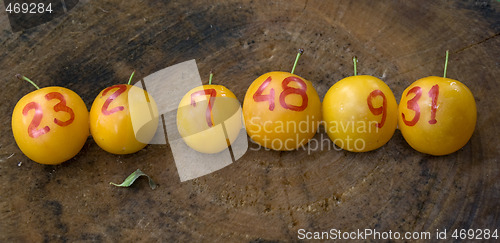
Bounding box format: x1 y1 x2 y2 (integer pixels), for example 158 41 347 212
12 72 158 165
12 50 476 165
180 50 476 156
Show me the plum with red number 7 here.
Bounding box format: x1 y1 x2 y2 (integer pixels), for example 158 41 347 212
243 49 322 151
89 72 159 154
12 75 89 165
322 57 398 152
176 72 242 154
398 51 476 155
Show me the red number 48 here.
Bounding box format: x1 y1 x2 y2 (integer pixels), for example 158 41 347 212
253 76 309 111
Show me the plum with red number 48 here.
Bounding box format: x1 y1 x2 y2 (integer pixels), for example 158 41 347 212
243 49 322 151
322 57 398 152
12 75 89 165
89 72 159 154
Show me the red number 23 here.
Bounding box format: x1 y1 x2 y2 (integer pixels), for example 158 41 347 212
22 92 75 138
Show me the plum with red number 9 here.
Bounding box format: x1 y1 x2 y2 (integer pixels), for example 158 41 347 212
12 75 89 165
322 57 398 152
89 72 159 154
243 49 322 151
398 51 476 155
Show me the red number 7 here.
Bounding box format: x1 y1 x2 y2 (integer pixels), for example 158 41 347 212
191 89 217 127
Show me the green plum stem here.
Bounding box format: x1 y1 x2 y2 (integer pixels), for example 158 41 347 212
209 70 213 85
16 74 40 90
353 56 358 76
128 71 136 85
291 48 304 75
443 50 449 78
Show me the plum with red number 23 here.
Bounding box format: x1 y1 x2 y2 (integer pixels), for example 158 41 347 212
322 57 398 152
12 75 89 165
243 49 322 151
90 72 159 154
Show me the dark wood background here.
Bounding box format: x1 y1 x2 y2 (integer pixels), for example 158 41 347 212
1 0 499 241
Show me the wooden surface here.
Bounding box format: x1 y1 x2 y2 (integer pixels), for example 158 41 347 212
1 0 499 241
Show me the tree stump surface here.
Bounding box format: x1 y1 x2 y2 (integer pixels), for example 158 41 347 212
0 0 499 241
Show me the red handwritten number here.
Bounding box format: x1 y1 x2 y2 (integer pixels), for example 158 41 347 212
101 84 127 115
253 76 275 111
367 90 387 128
401 86 422 126
191 89 217 127
401 85 441 126
279 77 308 111
253 76 309 111
22 102 50 138
45 92 75 126
428 85 439 124
21 91 75 138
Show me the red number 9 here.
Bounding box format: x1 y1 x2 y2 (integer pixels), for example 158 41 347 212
367 89 387 128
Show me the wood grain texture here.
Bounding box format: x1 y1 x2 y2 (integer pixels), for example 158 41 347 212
0 0 498 241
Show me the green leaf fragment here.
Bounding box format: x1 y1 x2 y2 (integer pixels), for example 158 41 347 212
110 169 157 190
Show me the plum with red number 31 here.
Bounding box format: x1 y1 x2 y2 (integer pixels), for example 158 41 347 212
398 51 476 155
12 75 89 165
322 58 398 152
243 50 322 151
90 72 159 154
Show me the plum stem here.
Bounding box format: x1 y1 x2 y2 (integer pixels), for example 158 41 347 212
291 48 304 74
353 56 358 76
128 70 136 85
443 50 449 78
16 74 40 90
209 70 213 85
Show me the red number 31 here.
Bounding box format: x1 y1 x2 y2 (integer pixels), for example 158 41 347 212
401 85 439 126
